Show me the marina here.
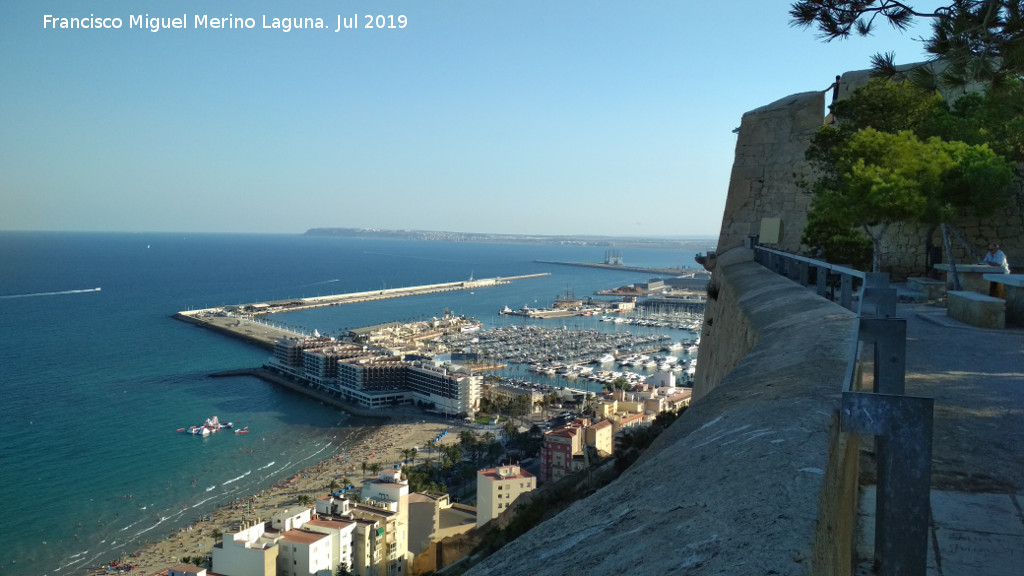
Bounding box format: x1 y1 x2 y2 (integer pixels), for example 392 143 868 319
1 231 706 576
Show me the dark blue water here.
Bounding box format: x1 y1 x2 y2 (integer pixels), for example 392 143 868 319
0 232 697 575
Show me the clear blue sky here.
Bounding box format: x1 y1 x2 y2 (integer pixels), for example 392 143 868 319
0 1 939 237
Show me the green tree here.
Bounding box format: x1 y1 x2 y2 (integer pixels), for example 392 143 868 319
802 79 1017 271
369 462 382 477
801 209 874 270
335 562 354 576
297 494 312 506
486 441 505 467
441 444 462 470
808 128 945 270
789 0 1024 89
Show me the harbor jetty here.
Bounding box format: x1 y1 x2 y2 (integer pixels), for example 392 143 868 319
534 260 695 276
174 273 548 348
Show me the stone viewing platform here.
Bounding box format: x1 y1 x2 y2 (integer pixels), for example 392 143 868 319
174 273 548 348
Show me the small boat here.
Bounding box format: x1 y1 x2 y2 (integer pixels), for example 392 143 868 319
234 426 249 434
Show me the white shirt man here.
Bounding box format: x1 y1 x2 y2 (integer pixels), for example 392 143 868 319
981 244 1010 274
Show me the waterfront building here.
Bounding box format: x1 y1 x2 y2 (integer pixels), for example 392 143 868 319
405 363 480 416
348 517 385 576
303 518 356 576
267 338 481 417
476 465 536 528
314 497 383 576
211 519 280 576
350 504 407 576
277 528 333 576
351 467 412 576
212 507 351 576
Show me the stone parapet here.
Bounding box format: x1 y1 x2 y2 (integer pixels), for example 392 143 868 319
465 249 860 575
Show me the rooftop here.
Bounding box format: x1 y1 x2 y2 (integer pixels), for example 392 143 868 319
281 529 330 546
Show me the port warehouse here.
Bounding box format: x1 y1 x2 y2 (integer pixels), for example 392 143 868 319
268 337 481 416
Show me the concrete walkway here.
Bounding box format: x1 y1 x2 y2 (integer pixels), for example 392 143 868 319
857 301 1024 575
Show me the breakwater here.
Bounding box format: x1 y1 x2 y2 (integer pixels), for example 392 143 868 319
174 273 549 348
534 260 693 276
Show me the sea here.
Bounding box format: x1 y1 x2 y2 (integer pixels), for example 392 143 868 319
0 231 703 576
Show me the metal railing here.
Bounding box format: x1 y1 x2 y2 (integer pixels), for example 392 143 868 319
750 239 934 576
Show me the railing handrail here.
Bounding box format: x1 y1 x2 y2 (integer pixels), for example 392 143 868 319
753 244 866 280
749 239 933 576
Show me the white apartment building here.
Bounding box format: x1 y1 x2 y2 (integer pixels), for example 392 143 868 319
213 507 343 576
277 528 333 576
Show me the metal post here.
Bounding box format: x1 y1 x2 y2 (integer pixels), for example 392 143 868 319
862 273 896 318
859 318 907 395
842 392 933 576
817 267 828 297
840 274 853 310
799 262 810 287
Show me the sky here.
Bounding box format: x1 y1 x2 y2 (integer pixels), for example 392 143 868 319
0 1 942 237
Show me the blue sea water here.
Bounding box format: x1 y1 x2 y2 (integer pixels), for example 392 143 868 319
0 232 700 575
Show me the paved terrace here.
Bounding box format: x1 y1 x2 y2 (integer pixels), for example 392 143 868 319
462 250 1024 576
855 299 1024 576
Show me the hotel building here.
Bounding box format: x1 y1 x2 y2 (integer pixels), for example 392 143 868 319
267 338 481 416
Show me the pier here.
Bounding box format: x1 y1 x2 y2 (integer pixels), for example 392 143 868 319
534 260 697 276
174 273 549 348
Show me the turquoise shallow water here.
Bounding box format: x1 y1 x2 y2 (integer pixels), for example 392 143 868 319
0 232 697 575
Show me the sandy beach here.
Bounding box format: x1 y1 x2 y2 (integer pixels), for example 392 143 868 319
88 416 460 576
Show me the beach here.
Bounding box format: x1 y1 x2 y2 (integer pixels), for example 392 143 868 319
89 416 459 575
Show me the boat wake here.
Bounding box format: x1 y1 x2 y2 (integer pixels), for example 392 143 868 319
0 287 101 300
258 461 276 470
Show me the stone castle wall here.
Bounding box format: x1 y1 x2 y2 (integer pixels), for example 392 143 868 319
880 168 1024 279
718 69 1023 279
716 91 825 253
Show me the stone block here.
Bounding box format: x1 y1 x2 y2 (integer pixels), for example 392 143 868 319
947 291 1006 329
906 277 946 300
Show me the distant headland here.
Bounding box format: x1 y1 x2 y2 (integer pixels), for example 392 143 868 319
305 227 716 251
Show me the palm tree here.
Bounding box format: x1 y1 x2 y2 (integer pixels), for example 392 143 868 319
369 462 382 477
361 461 368 478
